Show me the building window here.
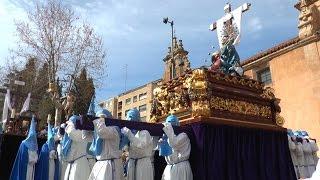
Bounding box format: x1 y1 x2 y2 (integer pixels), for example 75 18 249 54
139 104 147 112
125 98 131 105
141 116 147 121
257 68 272 84
139 93 147 101
133 96 137 102
118 101 122 110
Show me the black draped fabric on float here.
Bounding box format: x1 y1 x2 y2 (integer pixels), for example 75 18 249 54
78 118 296 180
187 123 297 180
1 118 296 180
0 134 46 180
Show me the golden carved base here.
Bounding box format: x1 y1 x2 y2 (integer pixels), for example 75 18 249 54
150 68 280 127
210 96 272 118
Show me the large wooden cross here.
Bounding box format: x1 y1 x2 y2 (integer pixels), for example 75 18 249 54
209 3 251 31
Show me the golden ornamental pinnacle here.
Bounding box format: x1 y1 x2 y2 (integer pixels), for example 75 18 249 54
276 113 285 126
47 82 56 93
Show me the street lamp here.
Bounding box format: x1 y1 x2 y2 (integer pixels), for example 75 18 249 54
163 17 175 80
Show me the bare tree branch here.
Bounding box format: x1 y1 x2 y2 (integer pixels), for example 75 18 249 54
12 0 106 88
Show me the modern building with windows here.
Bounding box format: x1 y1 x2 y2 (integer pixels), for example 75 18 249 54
99 79 161 121
98 97 118 118
116 80 161 121
242 0 320 145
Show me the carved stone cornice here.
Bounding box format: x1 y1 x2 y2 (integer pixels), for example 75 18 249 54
242 34 320 70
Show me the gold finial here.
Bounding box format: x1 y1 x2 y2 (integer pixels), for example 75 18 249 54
47 82 56 93
276 113 285 126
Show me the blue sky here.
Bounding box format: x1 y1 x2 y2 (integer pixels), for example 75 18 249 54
0 0 298 102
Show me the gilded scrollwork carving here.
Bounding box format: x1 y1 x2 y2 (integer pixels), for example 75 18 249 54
149 80 192 122
210 96 272 118
149 68 278 125
192 100 211 117
275 113 285 126
185 69 211 117
260 87 276 100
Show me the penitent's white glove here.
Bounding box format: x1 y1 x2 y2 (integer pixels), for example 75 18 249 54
121 127 130 136
49 150 57 159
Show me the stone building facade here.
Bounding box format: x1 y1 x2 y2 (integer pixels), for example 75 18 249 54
242 0 320 142
100 36 191 122
163 37 191 82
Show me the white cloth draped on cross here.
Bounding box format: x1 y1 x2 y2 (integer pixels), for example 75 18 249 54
1 90 31 131
20 92 31 114
2 89 13 125
210 3 250 48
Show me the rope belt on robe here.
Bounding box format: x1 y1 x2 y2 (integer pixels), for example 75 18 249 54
129 156 149 180
97 158 119 180
168 160 189 170
65 154 87 179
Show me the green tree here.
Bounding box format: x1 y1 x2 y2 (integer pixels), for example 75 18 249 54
3 58 37 111
72 68 95 115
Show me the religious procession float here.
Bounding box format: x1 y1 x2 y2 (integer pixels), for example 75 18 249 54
0 2 318 180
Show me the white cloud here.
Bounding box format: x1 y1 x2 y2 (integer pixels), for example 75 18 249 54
248 17 263 33
0 0 299 99
0 0 28 64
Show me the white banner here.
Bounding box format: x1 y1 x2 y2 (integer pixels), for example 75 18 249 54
20 92 31 114
2 89 12 124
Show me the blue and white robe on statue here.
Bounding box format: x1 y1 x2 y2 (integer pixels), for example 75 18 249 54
161 123 193 180
64 122 91 180
125 130 154 180
88 118 124 180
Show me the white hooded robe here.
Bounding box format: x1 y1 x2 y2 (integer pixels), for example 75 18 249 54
88 119 124 180
161 123 193 180
126 130 154 180
64 122 91 180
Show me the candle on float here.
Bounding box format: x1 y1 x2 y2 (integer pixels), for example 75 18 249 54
47 114 52 123
10 109 16 119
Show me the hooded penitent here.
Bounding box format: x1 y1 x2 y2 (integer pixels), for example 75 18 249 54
86 96 96 157
61 115 80 158
10 116 38 180
35 122 59 180
126 108 140 122
287 129 294 137
159 114 180 156
89 109 112 156
120 108 140 148
23 116 39 151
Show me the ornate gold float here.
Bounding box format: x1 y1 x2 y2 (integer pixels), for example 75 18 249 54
149 68 283 128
